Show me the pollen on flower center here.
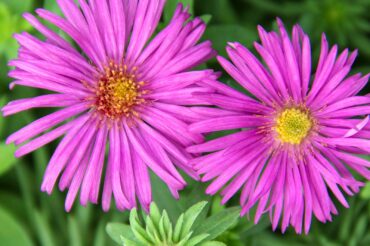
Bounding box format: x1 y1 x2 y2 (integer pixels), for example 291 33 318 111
95 62 146 120
275 108 312 145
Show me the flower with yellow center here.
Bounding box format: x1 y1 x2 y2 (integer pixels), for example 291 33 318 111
95 62 146 120
188 18 370 235
275 108 312 145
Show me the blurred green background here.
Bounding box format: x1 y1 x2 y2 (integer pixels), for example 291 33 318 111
0 0 369 245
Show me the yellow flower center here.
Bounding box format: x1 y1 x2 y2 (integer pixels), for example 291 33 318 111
95 62 146 120
275 108 312 145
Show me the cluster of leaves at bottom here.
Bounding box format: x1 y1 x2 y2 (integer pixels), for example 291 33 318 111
106 201 240 246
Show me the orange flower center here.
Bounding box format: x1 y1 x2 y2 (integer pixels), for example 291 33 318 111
95 62 146 120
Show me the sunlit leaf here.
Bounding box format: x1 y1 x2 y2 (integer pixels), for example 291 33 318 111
0 205 33 246
106 223 139 245
0 142 17 175
0 0 32 14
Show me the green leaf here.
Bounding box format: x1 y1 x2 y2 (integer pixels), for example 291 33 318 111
0 191 27 223
149 203 161 227
93 221 107 246
158 211 172 243
177 231 193 246
151 172 183 222
68 216 83 246
106 223 138 245
144 216 161 243
43 0 73 43
121 236 143 246
0 3 32 60
200 241 227 246
130 209 152 245
0 205 33 246
33 210 56 246
173 213 184 242
0 96 6 133
43 0 63 15
200 15 212 24
180 201 208 239
194 207 241 241
76 204 93 240
0 0 32 14
164 0 194 23
349 215 367 245
361 182 370 199
202 24 258 57
0 142 17 175
184 233 209 246
197 0 236 24
248 0 304 16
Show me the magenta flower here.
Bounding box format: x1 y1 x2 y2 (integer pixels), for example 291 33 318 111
188 19 370 234
2 0 217 212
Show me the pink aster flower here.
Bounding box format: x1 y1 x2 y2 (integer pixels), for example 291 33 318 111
188 18 370 234
2 0 217 212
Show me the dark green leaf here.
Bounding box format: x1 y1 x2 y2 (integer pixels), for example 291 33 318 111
194 207 241 241
151 172 184 222
202 24 258 57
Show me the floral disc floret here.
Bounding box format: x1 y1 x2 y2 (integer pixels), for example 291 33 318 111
275 108 312 145
95 62 146 120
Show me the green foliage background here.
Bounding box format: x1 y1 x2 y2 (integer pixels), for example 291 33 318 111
0 0 369 245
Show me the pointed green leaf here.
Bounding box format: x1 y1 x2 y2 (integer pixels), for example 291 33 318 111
177 231 193 246
130 209 153 245
106 223 138 245
149 202 161 226
194 207 241 241
200 15 212 24
163 211 173 243
173 213 184 242
158 210 172 243
145 216 161 244
180 201 208 239
158 214 167 243
184 233 209 246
